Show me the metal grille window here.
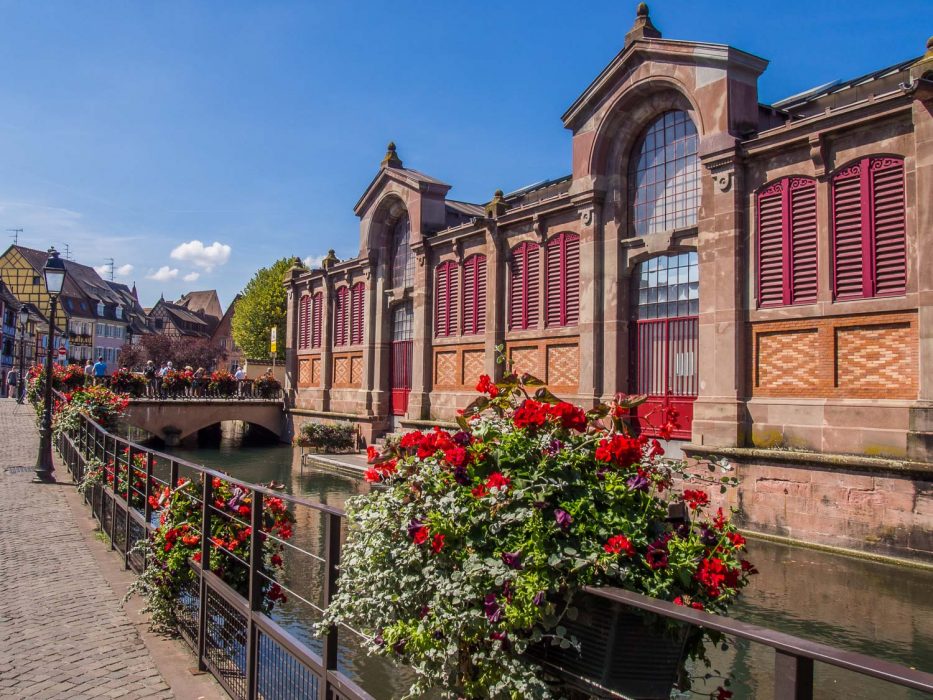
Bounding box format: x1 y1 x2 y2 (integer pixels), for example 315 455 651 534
629 110 700 236
434 261 458 338
757 177 818 307
831 156 906 300
350 282 365 345
298 295 310 349
462 254 487 335
333 287 348 347
634 252 698 320
545 232 580 327
392 303 413 341
508 241 540 330
391 213 414 289
310 292 322 348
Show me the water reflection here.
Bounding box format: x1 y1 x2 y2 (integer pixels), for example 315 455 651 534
170 439 933 700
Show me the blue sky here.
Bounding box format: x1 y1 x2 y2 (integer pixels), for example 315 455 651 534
0 0 926 309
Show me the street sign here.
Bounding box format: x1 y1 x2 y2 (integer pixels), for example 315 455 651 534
270 327 277 354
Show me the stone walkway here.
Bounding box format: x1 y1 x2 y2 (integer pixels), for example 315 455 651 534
0 400 212 699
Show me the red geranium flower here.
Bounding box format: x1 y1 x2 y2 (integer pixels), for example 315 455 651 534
475 374 499 397
682 489 710 511
431 533 445 553
603 534 636 557
546 402 588 432
485 472 510 492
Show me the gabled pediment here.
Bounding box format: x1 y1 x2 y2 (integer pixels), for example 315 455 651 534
354 143 451 219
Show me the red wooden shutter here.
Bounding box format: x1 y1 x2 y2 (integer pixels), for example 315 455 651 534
298 295 309 349
525 243 539 329
545 233 580 327
334 287 348 347
311 292 322 348
832 164 865 299
564 234 580 325
509 242 540 330
508 245 524 330
757 183 784 306
545 238 561 326
789 179 817 304
435 261 457 338
870 158 906 296
462 254 487 335
350 282 365 345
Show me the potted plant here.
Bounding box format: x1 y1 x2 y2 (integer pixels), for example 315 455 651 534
322 372 754 699
293 421 358 453
208 369 237 396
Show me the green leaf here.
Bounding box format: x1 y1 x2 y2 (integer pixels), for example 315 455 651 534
520 372 545 387
533 387 561 404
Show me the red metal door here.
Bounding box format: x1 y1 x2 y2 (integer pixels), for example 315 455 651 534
633 316 697 439
390 304 413 416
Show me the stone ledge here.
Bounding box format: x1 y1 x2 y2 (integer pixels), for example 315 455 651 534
683 443 933 479
401 418 459 430
287 408 377 422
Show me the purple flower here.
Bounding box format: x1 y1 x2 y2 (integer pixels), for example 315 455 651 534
596 466 610 481
501 551 522 569
453 431 471 446
546 439 563 456
626 474 650 492
645 538 669 570
453 465 470 486
393 639 407 655
554 508 572 531
700 526 718 546
533 591 546 606
484 594 503 623
374 634 384 647
406 519 424 540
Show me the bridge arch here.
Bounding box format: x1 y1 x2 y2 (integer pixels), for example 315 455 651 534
122 400 286 446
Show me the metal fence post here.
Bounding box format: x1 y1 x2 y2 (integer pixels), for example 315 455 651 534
246 489 264 699
108 434 118 551
775 651 814 700
124 444 133 569
197 475 214 672
320 511 342 700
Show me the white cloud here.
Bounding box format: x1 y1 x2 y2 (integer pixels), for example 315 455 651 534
303 254 326 269
183 271 200 282
94 264 109 276
116 263 134 277
147 266 179 281
170 240 231 271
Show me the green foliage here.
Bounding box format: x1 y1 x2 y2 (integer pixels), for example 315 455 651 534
231 258 291 360
294 422 357 452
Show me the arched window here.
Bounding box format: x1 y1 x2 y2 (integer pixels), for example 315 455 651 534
462 254 487 335
831 156 906 300
350 282 365 345
434 260 458 338
298 295 310 349
310 292 322 348
756 177 818 307
629 110 700 236
390 213 414 289
545 232 580 327
333 286 349 347
509 242 540 330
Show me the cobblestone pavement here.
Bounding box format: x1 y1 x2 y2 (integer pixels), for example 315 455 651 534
0 400 175 699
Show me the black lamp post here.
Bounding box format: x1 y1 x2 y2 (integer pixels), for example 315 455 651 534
34 247 67 483
16 305 28 404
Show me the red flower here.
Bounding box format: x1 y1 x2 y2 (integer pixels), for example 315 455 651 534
512 400 549 430
475 374 499 397
712 507 727 531
412 526 429 546
648 439 664 458
271 553 283 566
595 434 641 469
192 551 202 563
696 557 728 597
238 505 250 517
546 402 588 432
444 446 468 468
366 445 380 462
726 531 746 548
485 472 510 492
399 430 425 450
713 687 733 700
603 534 636 557
682 489 710 511
471 484 488 498
364 467 380 483
431 533 445 553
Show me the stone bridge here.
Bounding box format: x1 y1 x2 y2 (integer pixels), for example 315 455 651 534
123 399 286 446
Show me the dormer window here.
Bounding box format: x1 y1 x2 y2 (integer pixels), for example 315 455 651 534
115 306 123 319
97 303 104 316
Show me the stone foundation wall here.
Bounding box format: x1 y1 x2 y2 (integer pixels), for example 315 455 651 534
684 446 933 562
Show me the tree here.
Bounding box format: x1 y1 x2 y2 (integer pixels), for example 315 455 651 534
117 343 147 370
140 333 174 367
173 337 225 371
231 257 292 360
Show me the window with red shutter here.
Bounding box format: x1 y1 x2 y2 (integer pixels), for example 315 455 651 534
333 287 348 347
434 261 458 338
462 254 486 335
350 282 365 345
545 233 580 327
831 156 906 300
298 295 310 349
311 292 322 348
756 177 817 307
509 242 539 330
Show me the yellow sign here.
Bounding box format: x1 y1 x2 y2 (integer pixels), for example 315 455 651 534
270 327 277 354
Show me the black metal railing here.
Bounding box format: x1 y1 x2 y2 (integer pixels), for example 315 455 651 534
53 413 933 700
127 384 283 402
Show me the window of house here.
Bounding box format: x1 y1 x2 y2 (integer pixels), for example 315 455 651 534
831 156 906 300
434 261 458 338
545 232 581 327
97 303 104 316
390 213 414 289
629 110 700 236
334 286 349 347
298 295 310 350
509 242 540 330
634 252 699 320
462 254 487 335
311 292 322 348
350 282 365 345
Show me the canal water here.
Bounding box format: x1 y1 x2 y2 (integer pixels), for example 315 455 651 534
167 437 933 700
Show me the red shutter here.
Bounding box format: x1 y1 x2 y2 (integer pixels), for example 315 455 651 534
870 158 906 296
789 179 817 304
545 237 562 327
334 287 348 347
832 164 867 299
509 246 524 330
434 263 446 337
545 233 580 327
461 254 487 336
475 254 486 334
757 183 784 306
298 295 309 349
311 292 322 348
510 242 540 330
526 244 539 329
435 261 458 338
448 263 458 336
350 282 365 345
564 234 580 326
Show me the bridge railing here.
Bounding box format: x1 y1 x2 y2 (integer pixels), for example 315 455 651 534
54 412 933 700
128 385 283 401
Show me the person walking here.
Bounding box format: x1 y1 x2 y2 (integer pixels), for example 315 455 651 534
6 367 19 402
92 356 107 386
234 365 247 398
84 359 94 386
143 360 157 398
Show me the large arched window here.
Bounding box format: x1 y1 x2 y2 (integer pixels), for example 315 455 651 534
390 213 414 289
629 110 700 236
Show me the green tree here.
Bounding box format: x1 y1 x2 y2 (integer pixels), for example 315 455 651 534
231 257 292 360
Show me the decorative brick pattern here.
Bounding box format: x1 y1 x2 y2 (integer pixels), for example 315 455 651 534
547 343 579 388
755 330 819 390
298 358 313 387
311 357 321 386
836 323 915 392
510 346 540 378
462 350 485 386
333 356 350 385
435 351 457 387
350 356 362 385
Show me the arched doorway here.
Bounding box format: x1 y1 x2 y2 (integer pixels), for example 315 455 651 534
630 252 698 439
390 302 413 426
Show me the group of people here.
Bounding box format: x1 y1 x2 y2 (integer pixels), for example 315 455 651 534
2 356 109 403
141 360 252 398
83 358 110 385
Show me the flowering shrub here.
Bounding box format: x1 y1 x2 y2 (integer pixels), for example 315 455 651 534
208 370 237 395
255 375 281 399
25 363 85 401
51 385 129 436
110 368 147 397
323 373 754 699
293 422 357 452
127 475 296 632
161 369 192 396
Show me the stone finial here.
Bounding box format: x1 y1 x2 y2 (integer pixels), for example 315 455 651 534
910 35 933 84
927 35 933 57
484 189 508 219
625 2 661 46
381 141 403 169
321 249 339 270
284 256 305 282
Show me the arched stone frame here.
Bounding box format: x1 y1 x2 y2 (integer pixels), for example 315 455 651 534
363 193 412 292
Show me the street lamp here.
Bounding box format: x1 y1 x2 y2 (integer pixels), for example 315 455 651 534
16 305 28 404
34 247 67 483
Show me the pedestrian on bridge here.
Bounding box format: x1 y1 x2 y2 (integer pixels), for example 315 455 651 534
234 365 247 398
143 360 157 398
92 356 107 386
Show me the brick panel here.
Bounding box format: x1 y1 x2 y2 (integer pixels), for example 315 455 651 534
333 357 350 385
547 343 579 389
434 351 457 387
835 323 915 392
509 346 540 378
755 330 819 391
298 358 313 387
350 356 362 385
311 357 321 386
462 350 485 386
